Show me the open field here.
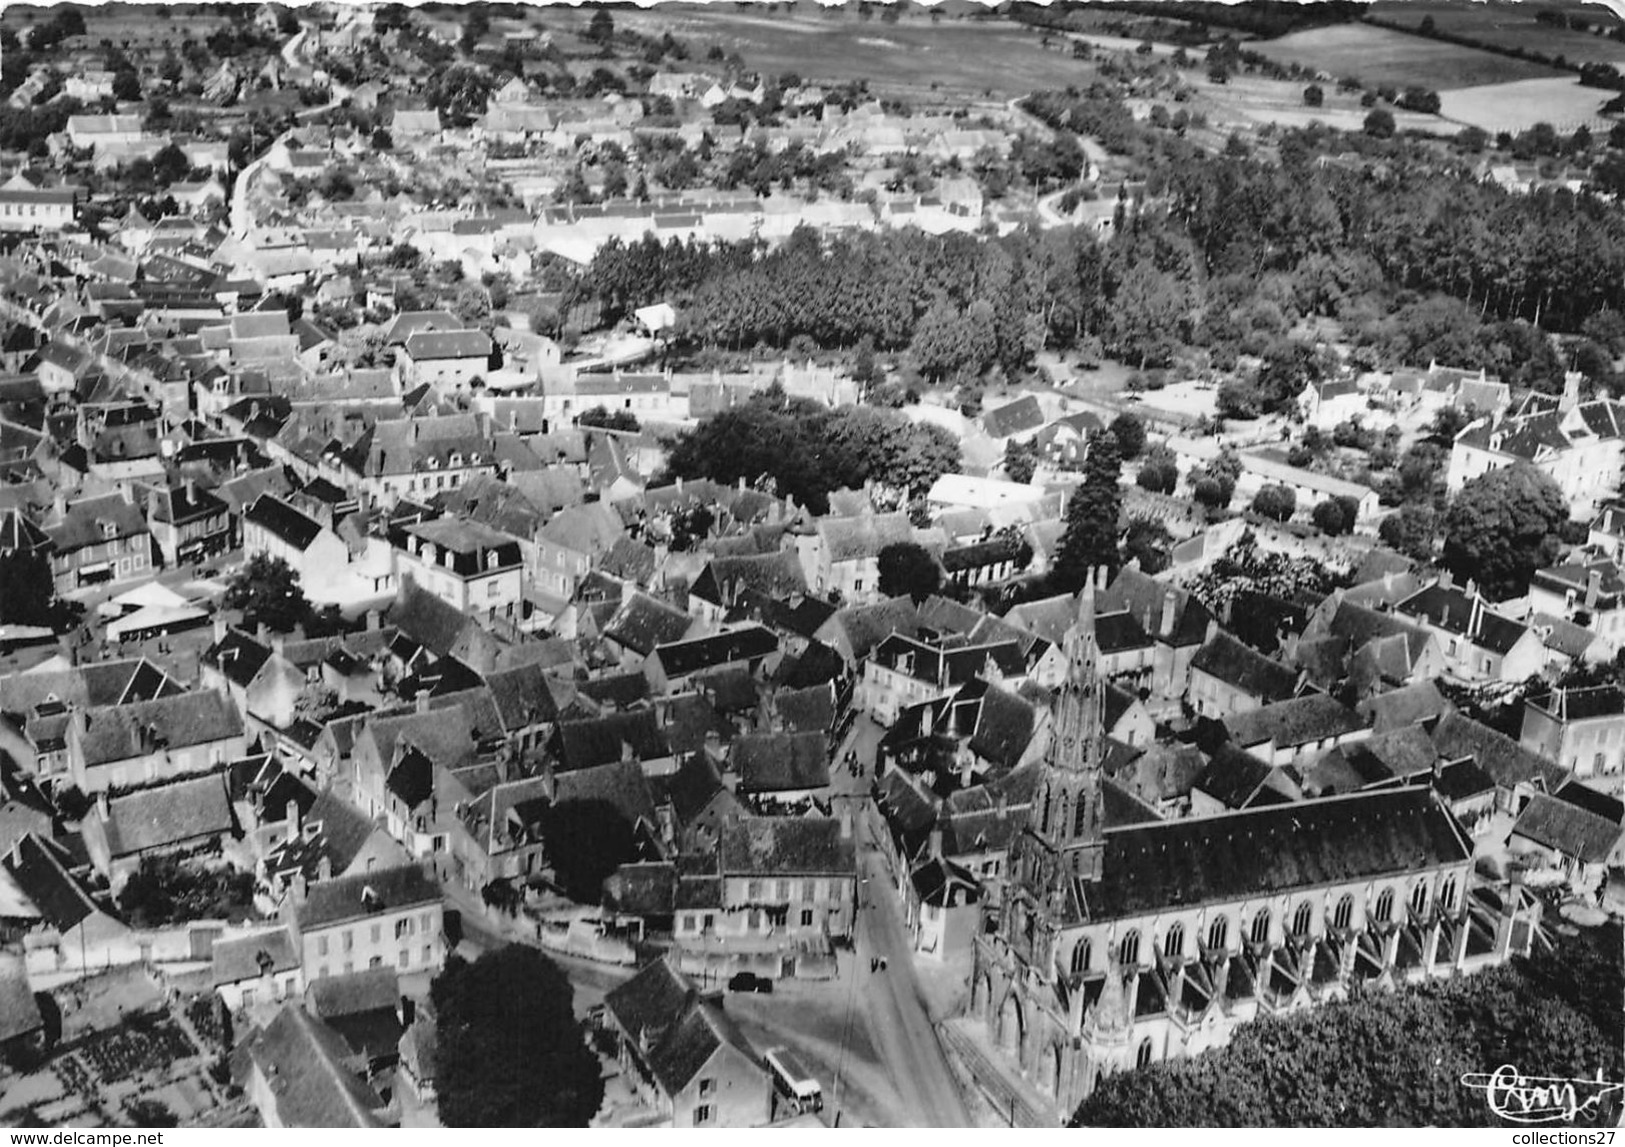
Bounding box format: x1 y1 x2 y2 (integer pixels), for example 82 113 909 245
1370 0 1625 67
2 3 231 45
1248 23 1570 89
609 9 1094 98
1189 74 1456 135
1439 77 1612 133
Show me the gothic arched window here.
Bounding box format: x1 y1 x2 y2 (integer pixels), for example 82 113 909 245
1136 1038 1154 1069
1205 915 1228 952
1073 795 1089 838
1332 894 1355 931
1409 881 1429 919
1439 876 1458 914
1374 887 1395 925
1292 901 1314 938
1163 923 1185 959
1071 938 1091 977
1250 908 1271 946
1118 929 1141 967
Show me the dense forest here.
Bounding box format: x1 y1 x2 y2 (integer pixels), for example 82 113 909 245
580 118 1625 402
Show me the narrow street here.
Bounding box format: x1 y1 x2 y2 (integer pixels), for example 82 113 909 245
846 819 973 1128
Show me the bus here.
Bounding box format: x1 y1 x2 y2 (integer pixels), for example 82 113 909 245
764 1046 824 1115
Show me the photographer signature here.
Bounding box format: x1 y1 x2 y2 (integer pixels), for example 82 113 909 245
1460 1065 1625 1124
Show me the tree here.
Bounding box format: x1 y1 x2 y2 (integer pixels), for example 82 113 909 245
112 68 142 102
540 799 640 904
878 541 943 602
1136 445 1179 495
1109 412 1147 460
1123 516 1173 576
432 946 604 1127
224 554 309 633
123 1099 178 1129
1379 503 1439 562
1363 107 1396 139
1311 496 1358 536
0 550 55 628
577 406 640 432
1052 430 1122 593
1303 84 1324 108
586 8 616 44
1442 465 1568 598
117 856 256 927
1251 484 1297 521
1004 438 1039 485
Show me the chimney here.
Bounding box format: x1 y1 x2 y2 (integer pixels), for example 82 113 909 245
1465 578 1477 599
213 614 228 643
256 622 269 645
1160 590 1176 638
271 633 285 657
95 790 109 822
119 483 134 505
416 691 432 714
286 799 301 844
839 811 853 839
928 824 942 859
1438 569 1453 591
317 855 332 882
52 491 66 521
1468 593 1485 639
1586 569 1603 610
365 609 381 632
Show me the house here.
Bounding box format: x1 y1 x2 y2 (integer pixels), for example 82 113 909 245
290 862 444 982
906 846 981 962
259 789 410 910
859 633 1028 727
239 1004 395 1128
200 624 308 731
0 186 80 232
602 957 773 1128
1187 633 1302 718
644 627 781 694
213 927 303 1011
1508 781 1624 891
1448 397 1625 518
675 815 857 951
1528 557 1625 659
1191 743 1302 814
1097 570 1217 701
390 109 444 139
81 772 238 886
1520 686 1625 781
242 495 388 607
43 490 153 594
1395 580 1545 684
396 330 493 391
795 512 916 604
141 478 232 568
392 519 524 626
67 689 247 793
3 832 131 974
1221 694 1369 767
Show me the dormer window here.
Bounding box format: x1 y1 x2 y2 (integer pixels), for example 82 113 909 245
101 521 118 540
427 457 441 470
449 452 463 467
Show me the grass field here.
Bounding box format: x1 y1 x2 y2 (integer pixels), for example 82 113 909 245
1248 23 1570 89
1188 74 1457 134
1438 77 1611 133
1369 0 1625 67
608 9 1096 99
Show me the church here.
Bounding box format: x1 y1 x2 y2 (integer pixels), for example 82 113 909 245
969 575 1544 1119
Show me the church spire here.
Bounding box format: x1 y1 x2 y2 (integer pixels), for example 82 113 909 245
1032 566 1109 881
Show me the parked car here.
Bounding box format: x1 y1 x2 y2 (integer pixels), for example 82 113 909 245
728 971 774 994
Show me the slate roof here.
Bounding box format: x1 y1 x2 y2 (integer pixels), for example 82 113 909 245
204 628 274 690
719 816 856 876
243 1005 388 1128
1190 633 1300 703
1357 679 1452 734
1429 711 1567 791
1397 584 1528 655
552 758 658 829
1100 568 1213 647
77 690 243 767
1526 685 1625 724
651 627 779 679
1223 694 1364 751
690 552 807 608
481 662 560 732
980 395 1045 439
1193 745 1280 809
733 732 829 793
45 492 148 553
553 710 670 773
817 512 913 563
244 494 323 551
1513 789 1624 865
213 927 299 986
3 832 101 934
965 681 1039 772
1078 787 1470 923
294 863 440 932
603 957 761 1097
603 593 692 657
100 773 234 859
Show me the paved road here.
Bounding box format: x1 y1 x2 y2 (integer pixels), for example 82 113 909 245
845 821 973 1128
